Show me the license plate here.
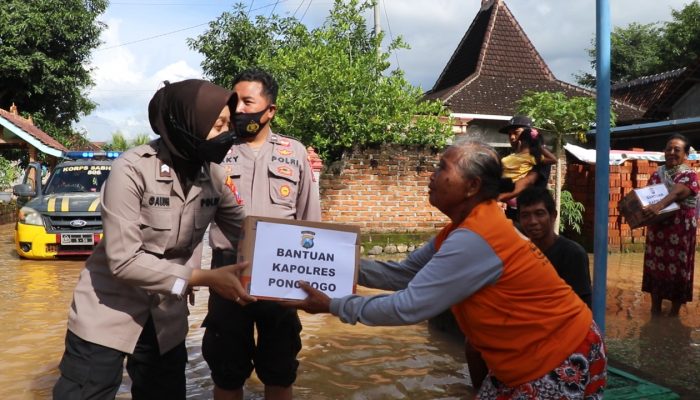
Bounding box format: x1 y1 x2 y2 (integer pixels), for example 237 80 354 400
60 233 94 246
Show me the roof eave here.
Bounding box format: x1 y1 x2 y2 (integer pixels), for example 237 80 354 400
0 118 64 157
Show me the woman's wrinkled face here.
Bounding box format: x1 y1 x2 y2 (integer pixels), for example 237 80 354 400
206 105 232 140
664 138 688 168
428 148 468 215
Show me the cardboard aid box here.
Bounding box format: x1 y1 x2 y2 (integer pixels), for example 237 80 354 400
618 183 680 229
237 216 361 300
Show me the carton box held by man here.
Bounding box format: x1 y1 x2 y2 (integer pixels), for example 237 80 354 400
237 216 360 300
618 183 679 229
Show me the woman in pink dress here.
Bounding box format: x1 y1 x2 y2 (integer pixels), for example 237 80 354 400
642 133 699 316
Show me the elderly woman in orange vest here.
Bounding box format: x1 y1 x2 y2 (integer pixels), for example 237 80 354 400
283 138 606 399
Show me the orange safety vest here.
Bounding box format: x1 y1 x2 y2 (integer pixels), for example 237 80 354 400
435 200 592 386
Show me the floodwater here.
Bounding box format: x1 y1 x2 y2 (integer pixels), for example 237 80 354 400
603 253 700 398
0 222 699 399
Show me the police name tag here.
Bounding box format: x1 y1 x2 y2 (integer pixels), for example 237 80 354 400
238 216 360 300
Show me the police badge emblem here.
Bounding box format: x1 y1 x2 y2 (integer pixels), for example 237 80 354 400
300 230 316 249
246 121 260 133
279 185 291 197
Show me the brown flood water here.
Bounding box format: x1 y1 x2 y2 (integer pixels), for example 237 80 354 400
0 223 698 399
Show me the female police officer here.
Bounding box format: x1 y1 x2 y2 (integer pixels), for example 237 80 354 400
53 79 255 399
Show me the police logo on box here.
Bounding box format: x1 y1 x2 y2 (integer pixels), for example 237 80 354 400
300 230 315 249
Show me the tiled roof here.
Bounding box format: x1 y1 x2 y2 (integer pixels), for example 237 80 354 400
611 57 700 120
0 108 67 152
424 0 644 123
611 69 685 112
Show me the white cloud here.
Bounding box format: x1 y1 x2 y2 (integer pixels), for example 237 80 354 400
79 17 204 143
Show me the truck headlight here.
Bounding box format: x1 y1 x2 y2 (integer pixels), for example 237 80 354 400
18 207 44 226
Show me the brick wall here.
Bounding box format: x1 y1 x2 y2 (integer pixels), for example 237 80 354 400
319 145 449 232
567 159 700 252
319 145 700 253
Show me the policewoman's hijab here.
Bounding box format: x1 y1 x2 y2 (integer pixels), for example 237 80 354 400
149 79 236 164
148 79 236 194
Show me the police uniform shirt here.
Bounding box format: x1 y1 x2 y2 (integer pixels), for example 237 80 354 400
67 141 245 354
208 132 321 250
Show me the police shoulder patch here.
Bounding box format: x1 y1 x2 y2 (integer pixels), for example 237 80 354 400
225 176 244 205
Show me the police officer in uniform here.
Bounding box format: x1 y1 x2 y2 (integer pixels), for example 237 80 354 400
53 79 255 400
202 69 321 400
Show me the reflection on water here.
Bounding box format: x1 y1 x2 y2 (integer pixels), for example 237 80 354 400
182 287 472 400
0 222 699 399
603 253 700 397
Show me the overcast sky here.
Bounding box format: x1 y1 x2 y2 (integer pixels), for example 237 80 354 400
77 0 692 142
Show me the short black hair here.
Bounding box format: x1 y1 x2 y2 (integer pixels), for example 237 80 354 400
233 68 278 104
667 133 691 153
517 186 556 216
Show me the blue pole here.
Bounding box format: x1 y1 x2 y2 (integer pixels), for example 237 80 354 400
593 0 611 334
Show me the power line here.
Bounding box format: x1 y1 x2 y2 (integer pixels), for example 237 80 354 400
95 0 293 52
247 0 254 16
110 2 232 5
90 89 155 92
300 0 313 22
292 0 305 18
381 0 400 69
269 0 280 17
95 23 209 51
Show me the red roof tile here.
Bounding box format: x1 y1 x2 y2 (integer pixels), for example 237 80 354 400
0 108 67 152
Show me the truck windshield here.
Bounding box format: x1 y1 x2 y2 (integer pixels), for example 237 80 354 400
44 165 112 195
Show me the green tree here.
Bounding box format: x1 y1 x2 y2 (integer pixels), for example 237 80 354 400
188 3 303 89
189 0 451 161
0 156 22 191
131 133 152 147
577 1 700 86
103 132 130 152
576 23 663 86
558 189 585 234
661 1 700 69
0 0 107 148
517 91 614 232
102 132 152 151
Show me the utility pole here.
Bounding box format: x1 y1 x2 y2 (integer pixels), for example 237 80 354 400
374 0 381 58
593 0 611 335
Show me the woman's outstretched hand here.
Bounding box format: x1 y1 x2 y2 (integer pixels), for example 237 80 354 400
279 281 331 314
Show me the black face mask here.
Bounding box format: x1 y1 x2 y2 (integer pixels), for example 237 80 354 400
197 130 237 163
168 114 237 164
233 107 269 138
